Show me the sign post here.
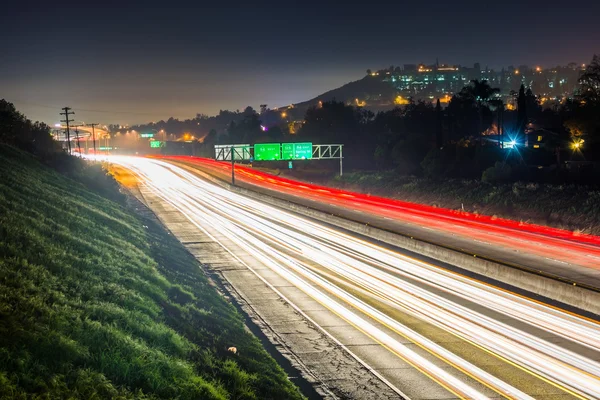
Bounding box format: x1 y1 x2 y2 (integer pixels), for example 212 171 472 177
340 145 343 176
231 146 235 185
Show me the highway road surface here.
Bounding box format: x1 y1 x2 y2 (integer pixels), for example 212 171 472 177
158 156 600 291
112 156 600 399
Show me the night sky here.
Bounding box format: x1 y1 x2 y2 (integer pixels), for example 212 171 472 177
2 0 599 125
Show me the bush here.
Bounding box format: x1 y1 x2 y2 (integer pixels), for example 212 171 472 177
421 147 452 178
482 162 512 183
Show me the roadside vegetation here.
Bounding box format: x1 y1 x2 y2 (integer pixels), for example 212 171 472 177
0 141 303 399
330 170 600 235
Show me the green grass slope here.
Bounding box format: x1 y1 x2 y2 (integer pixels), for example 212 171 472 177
0 145 304 399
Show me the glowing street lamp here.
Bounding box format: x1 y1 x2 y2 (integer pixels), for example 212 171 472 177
571 139 584 150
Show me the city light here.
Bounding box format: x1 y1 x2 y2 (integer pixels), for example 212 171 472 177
572 139 584 150
394 95 410 105
504 136 519 149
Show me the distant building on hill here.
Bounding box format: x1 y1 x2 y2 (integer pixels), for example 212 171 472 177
369 61 584 105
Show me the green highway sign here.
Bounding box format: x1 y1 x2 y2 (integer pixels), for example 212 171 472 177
254 143 281 161
140 133 154 138
98 146 113 150
150 140 164 148
282 142 313 160
281 143 293 159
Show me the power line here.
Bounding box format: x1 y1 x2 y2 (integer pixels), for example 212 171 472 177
60 107 74 154
14 99 163 116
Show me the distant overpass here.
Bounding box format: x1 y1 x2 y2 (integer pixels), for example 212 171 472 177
53 124 111 152
53 125 110 142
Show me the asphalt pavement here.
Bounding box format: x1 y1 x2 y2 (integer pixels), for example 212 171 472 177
111 156 600 399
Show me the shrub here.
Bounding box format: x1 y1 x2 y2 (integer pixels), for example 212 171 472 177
482 162 512 183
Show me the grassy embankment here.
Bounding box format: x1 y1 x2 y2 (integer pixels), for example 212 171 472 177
0 145 304 399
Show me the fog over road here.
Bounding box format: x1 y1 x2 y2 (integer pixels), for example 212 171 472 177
113 156 600 399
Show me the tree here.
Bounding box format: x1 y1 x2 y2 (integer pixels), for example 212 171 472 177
563 55 600 148
0 99 55 154
447 94 479 141
464 79 500 105
517 84 527 137
226 112 262 144
578 55 600 105
453 80 500 145
298 100 374 168
266 126 283 141
202 129 218 158
435 99 443 148
369 101 436 172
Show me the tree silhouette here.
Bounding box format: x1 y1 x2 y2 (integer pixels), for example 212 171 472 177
578 54 600 105
564 55 600 146
435 99 443 148
456 80 500 145
517 84 527 137
0 99 55 154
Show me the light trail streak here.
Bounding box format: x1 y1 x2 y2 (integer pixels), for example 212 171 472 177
160 156 600 271
113 156 600 399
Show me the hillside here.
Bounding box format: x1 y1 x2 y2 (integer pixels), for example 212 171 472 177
0 145 304 399
288 75 396 116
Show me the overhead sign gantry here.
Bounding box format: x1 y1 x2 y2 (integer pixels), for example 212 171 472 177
215 142 344 176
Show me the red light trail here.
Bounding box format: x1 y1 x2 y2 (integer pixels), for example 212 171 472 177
156 156 600 272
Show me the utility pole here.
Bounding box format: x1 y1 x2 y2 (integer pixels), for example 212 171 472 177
88 123 99 154
60 107 74 154
73 125 81 156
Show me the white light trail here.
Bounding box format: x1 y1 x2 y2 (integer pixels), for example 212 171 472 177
112 156 600 399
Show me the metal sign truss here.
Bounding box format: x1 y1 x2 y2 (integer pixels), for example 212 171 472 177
215 144 251 161
214 143 344 176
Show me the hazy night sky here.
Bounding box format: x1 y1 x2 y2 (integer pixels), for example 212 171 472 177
2 0 599 125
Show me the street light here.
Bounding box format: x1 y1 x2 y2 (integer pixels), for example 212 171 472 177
571 139 584 150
